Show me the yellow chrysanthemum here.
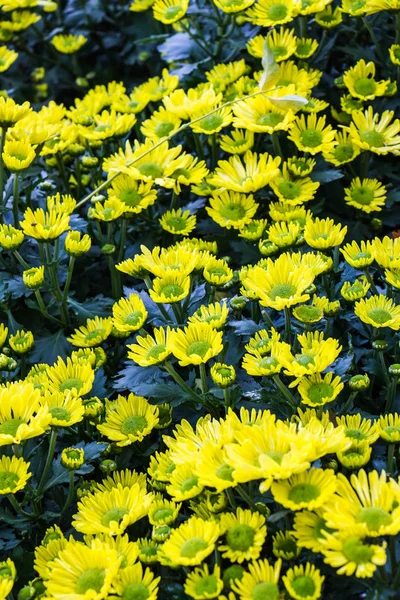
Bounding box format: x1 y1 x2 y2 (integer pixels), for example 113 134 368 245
161 516 220 566
112 294 148 333
168 323 223 366
97 393 159 446
68 316 113 347
127 327 171 367
354 294 400 330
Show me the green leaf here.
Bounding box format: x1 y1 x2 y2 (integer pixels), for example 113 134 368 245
30 330 71 364
259 36 280 92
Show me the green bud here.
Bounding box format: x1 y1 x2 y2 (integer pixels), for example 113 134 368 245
254 502 271 517
31 579 46 597
99 459 117 474
372 339 388 351
101 244 116 255
223 565 245 588
68 143 86 157
152 525 171 542
155 403 173 429
5 358 18 371
61 447 85 470
91 194 106 204
38 180 56 192
81 156 99 168
334 75 345 88
304 283 317 295
18 586 35 600
389 364 400 376
230 296 248 311
348 373 370 391
370 218 383 232
76 77 89 88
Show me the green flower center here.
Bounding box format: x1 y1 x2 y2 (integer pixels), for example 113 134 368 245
49 406 71 421
76 568 105 594
155 122 175 138
300 129 323 148
85 328 105 342
195 575 219 596
357 507 393 531
307 382 334 404
164 5 183 20
274 535 298 557
226 524 255 551
120 415 148 435
360 131 384 148
207 267 228 278
342 537 374 563
368 308 392 325
383 426 400 437
153 508 173 522
0 566 13 579
60 377 83 393
138 163 164 179
314 516 333 540
294 354 316 368
0 471 19 491
216 463 234 481
181 475 199 493
120 189 142 207
147 344 166 360
267 4 288 20
124 311 144 326
199 115 223 132
180 537 208 558
296 42 312 56
278 181 301 199
259 357 279 371
122 583 149 600
295 306 322 322
102 507 129 527
252 582 280 600
257 113 283 127
353 78 376 97
272 45 287 59
288 482 320 504
351 186 374 205
291 576 316 598
186 341 211 358
220 204 246 220
334 143 355 162
165 217 188 232
269 283 297 300
0 418 25 437
345 428 366 441
160 284 184 299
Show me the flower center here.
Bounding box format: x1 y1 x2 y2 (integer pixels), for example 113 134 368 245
278 181 302 199
295 306 322 322
216 463 234 481
49 407 71 421
124 311 144 326
85 328 105 342
383 426 400 436
76 568 105 594
165 217 188 232
334 144 355 162
300 129 323 148
180 537 208 558
351 186 374 205
269 283 297 300
147 344 166 360
294 354 316 368
345 428 366 441
220 204 246 220
353 78 376 97
357 507 393 531
360 131 384 148
342 538 374 563
102 507 129 527
155 122 175 138
186 341 211 358
0 418 25 437
0 471 19 491
226 524 255 551
199 115 223 132
195 575 219 596
368 308 392 325
267 4 288 20
259 357 279 371
165 5 183 19
120 415 148 435
288 483 320 504
257 113 283 127
181 475 199 493
60 377 83 393
291 576 316 598
122 583 149 600
252 582 280 600
138 163 164 179
307 382 334 404
120 189 142 207
153 508 173 522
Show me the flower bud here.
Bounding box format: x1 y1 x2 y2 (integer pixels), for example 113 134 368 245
389 364 400 376
324 300 341 316
254 502 271 517
155 403 173 429
99 459 117 474
23 266 45 290
348 373 370 391
259 240 278 256
9 330 34 354
65 231 91 256
370 218 383 232
81 156 98 168
230 296 248 311
210 363 236 388
61 447 85 470
152 525 171 542
90 194 106 204
38 180 56 192
18 586 35 600
101 244 116 255
372 339 388 351
83 397 104 419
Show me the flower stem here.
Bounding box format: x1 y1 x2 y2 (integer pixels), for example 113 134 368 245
59 471 75 522
164 361 206 405
362 17 385 63
388 443 396 476
284 306 292 343
363 267 378 295
199 363 209 395
12 174 19 227
386 378 397 413
236 484 257 510
340 391 358 415
36 429 57 499
272 374 297 409
0 126 8 221
8 494 37 519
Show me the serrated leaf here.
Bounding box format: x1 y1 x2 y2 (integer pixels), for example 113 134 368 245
266 94 308 111
30 329 71 364
311 169 344 183
259 37 280 92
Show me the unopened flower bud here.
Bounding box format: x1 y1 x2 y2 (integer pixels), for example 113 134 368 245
348 373 370 391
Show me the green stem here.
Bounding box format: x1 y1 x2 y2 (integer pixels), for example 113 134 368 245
272 374 297 409
298 15 308 38
236 484 256 509
378 350 391 387
388 443 396 476
34 290 62 325
389 536 397 579
360 151 370 179
199 363 209 395
12 174 19 227
117 218 127 263
363 267 379 296
164 362 206 405
396 13 400 45
211 133 218 169
284 306 291 343
0 126 8 221
13 250 29 269
340 391 358 415
223 387 231 411
362 17 385 63
271 131 283 159
59 471 75 521
8 494 37 519
62 256 75 302
20 354 26 379
36 429 57 499
386 378 397 413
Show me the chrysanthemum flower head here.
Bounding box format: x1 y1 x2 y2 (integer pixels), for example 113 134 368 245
344 177 387 213
354 294 400 330
68 316 113 348
51 33 87 53
168 323 223 366
127 327 171 367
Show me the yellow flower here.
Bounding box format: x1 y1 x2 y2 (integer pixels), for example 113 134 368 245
190 106 233 135
372 235 400 268
9 329 34 353
304 217 347 249
297 372 344 406
232 558 282 600
238 218 268 240
203 257 233 286
209 151 281 193
245 0 298 26
168 323 223 366
219 129 254 154
161 516 220 566
232 94 296 134
22 265 44 289
337 440 372 469
188 301 229 330
0 382 50 446
320 533 387 578
271 468 337 510
21 206 70 241
336 414 379 445
0 559 16 599
0 46 17 72
130 0 155 10
73 483 152 535
88 198 125 221
287 156 316 176
108 176 158 215
343 59 388 101
340 240 374 268
389 44 400 66
45 539 120 599
283 563 324 600
270 164 319 205
214 0 255 11
150 271 191 304
114 563 160 600
0 455 31 494
43 390 85 427
288 113 336 155
292 294 329 323
148 493 181 525
354 294 400 330
206 191 258 230
68 316 113 347
344 177 386 213
210 362 236 387
65 230 92 256
127 326 171 367
315 4 342 26
0 96 31 127
112 294 147 333
152 0 189 23
276 332 342 378
341 276 370 301
45 357 94 397
243 253 314 310
0 223 24 249
166 462 203 501
159 208 196 236
378 413 400 443
323 130 360 166
292 509 333 552
51 34 87 53
2 139 35 171
346 106 400 155
141 106 181 141
295 37 318 58
242 351 282 377
97 393 159 446
218 508 267 563
184 564 223 599
268 221 300 248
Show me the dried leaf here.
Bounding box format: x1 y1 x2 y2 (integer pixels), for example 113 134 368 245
259 37 280 92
